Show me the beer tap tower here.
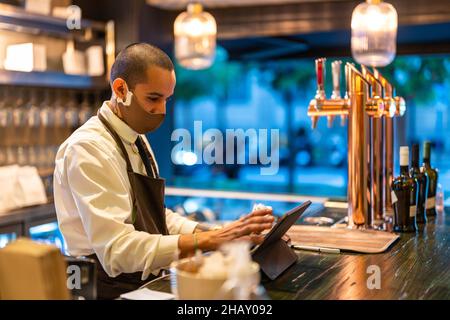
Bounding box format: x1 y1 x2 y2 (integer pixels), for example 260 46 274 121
307 58 405 228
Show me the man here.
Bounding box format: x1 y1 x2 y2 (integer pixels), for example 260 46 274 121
54 43 274 299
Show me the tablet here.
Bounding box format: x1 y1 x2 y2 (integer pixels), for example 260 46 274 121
251 200 312 280
253 200 312 252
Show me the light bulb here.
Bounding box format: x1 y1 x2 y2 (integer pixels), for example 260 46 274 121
174 3 217 70
351 0 398 67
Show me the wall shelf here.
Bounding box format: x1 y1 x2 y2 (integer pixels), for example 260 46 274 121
0 3 105 40
0 3 115 89
0 69 108 89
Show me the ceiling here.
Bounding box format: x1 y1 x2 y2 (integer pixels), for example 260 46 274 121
78 0 450 61
145 0 450 60
146 0 346 10
219 22 450 61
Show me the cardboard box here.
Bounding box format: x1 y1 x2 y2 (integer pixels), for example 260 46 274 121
0 238 70 300
62 48 87 75
25 0 52 15
4 43 47 72
86 45 104 76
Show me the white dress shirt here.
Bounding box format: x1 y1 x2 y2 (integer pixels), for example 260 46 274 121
54 102 198 280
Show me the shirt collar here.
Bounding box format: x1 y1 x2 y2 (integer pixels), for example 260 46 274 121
99 101 139 144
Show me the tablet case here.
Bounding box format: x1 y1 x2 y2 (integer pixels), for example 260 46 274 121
251 201 311 280
252 238 298 280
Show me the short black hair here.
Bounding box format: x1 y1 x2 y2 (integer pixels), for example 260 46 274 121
110 43 174 88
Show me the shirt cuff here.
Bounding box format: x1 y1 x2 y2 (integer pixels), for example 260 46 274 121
142 234 180 280
179 219 199 234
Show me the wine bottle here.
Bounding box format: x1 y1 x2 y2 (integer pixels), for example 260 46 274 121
392 146 418 233
421 141 439 217
410 144 428 224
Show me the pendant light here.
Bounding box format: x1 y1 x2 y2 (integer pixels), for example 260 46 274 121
351 0 398 67
174 2 217 70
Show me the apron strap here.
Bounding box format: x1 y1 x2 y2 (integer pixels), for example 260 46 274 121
98 112 134 173
98 111 138 222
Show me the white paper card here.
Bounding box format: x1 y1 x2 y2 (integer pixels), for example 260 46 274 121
409 205 416 218
391 190 398 205
120 288 174 300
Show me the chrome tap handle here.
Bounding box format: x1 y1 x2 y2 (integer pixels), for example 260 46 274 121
328 60 340 127
327 115 335 128
344 62 352 99
315 58 326 99
331 60 342 99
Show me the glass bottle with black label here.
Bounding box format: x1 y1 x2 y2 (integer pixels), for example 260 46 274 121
410 144 429 224
392 146 418 232
421 141 438 217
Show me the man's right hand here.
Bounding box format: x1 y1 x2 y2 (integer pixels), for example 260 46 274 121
178 208 274 257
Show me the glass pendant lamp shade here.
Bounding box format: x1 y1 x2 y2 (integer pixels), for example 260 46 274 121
351 0 398 67
174 3 217 70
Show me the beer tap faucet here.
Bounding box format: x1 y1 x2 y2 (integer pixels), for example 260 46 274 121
372 68 406 220
308 58 386 228
361 65 390 227
307 58 350 130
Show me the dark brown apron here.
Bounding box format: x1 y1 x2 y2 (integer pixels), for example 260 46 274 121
87 113 169 300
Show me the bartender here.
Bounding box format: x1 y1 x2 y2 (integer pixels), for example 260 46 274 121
53 43 274 299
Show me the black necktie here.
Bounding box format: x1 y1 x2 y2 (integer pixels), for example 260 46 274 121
135 136 159 178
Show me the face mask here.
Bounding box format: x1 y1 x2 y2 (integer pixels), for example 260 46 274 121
116 84 165 134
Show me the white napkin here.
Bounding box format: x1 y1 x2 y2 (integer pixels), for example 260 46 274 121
0 165 47 214
120 288 174 300
252 203 273 212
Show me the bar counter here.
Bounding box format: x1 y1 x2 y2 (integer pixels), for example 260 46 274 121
1 201 448 299
144 208 450 300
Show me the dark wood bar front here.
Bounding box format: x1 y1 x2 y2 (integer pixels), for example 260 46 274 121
144 208 450 300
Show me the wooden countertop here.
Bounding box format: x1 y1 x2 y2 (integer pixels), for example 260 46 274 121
144 208 450 300
3 201 448 299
